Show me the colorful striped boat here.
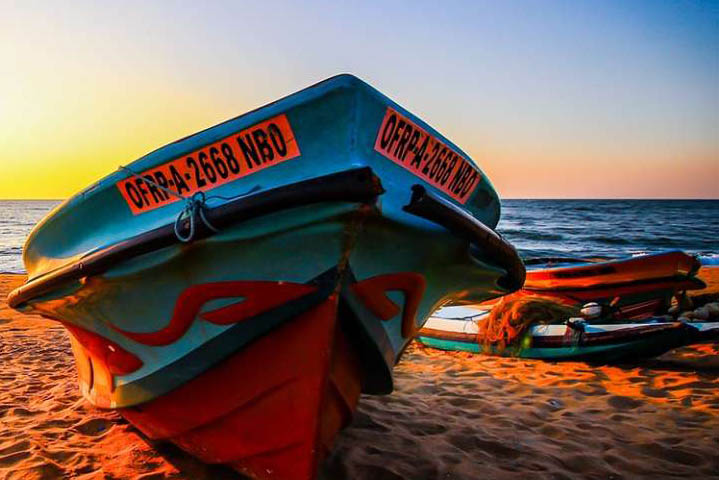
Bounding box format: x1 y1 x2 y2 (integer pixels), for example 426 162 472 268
7 74 524 480
418 306 717 361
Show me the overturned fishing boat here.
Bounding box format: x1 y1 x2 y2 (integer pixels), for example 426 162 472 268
498 251 705 320
8 74 524 479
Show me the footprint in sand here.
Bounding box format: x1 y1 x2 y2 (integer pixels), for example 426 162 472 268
37 419 73 430
448 433 522 460
9 407 35 417
74 418 112 436
0 450 32 468
439 453 462 466
607 395 643 410
6 463 65 480
352 412 390 433
538 424 565 439
42 448 75 464
555 452 603 474
354 465 404 480
639 441 707 467
404 421 448 436
136 473 169 480
609 413 631 422
0 440 31 457
640 386 669 398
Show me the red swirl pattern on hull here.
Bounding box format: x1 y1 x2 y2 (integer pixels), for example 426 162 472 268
111 281 318 346
351 272 426 338
120 294 362 480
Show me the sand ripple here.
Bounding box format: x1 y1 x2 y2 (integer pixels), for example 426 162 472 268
324 343 719 479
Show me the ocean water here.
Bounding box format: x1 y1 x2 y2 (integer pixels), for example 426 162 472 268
0 199 717 273
500 199 719 263
0 200 62 273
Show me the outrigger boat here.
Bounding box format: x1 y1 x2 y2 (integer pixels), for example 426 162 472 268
490 251 706 320
8 75 524 479
419 251 712 362
418 305 717 362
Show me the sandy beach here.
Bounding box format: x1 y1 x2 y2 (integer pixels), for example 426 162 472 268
1 273 718 480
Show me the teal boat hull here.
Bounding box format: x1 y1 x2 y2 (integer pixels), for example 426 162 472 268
418 306 696 362
8 75 524 479
417 331 690 362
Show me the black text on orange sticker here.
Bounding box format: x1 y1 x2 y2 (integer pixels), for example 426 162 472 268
374 108 480 204
117 114 300 214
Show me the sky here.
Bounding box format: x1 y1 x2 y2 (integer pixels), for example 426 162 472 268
1 0 717 199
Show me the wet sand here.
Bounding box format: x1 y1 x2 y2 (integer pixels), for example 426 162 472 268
1 273 718 479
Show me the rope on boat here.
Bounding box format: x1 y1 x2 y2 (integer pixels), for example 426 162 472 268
118 165 219 242
173 191 220 243
478 296 579 351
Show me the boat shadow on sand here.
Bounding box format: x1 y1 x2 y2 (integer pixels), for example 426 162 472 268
626 344 719 376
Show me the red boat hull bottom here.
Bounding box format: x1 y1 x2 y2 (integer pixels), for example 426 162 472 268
120 294 362 480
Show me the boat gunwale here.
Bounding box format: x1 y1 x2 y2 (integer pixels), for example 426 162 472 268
8 167 385 309
9 176 525 312
524 250 702 276
403 185 526 292
522 274 706 293
419 321 688 349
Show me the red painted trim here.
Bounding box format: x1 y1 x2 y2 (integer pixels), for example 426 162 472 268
111 281 317 346
525 252 701 290
62 322 143 375
351 273 426 338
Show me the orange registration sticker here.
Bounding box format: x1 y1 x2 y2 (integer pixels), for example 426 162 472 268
117 114 300 215
374 108 480 204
